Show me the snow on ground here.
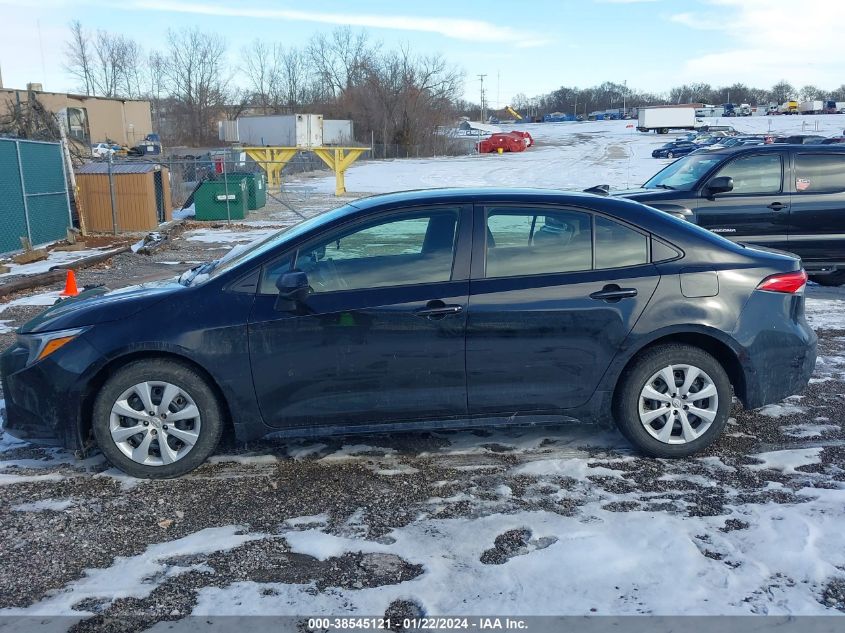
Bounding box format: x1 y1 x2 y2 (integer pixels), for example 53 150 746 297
0 247 122 279
3 526 263 617
294 116 845 195
183 228 278 244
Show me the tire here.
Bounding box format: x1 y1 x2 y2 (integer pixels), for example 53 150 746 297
612 344 731 458
92 359 224 478
809 271 845 287
667 151 674 159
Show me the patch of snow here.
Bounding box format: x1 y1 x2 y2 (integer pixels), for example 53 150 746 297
193 490 845 615
173 204 195 220
12 498 73 512
207 454 280 465
0 472 66 486
805 299 845 331
0 247 119 279
3 526 264 616
184 228 276 245
0 320 13 334
749 447 824 474
0 290 62 315
780 424 839 439
755 403 806 418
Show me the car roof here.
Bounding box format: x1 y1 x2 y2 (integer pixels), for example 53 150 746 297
700 144 845 156
348 187 614 210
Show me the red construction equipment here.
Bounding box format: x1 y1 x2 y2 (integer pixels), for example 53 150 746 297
476 131 534 154
59 269 80 297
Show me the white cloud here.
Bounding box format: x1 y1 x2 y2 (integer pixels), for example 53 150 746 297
672 0 845 88
130 1 550 48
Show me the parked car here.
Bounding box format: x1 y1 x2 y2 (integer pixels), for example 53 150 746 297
91 142 118 158
1 189 817 477
773 135 827 145
652 142 697 158
608 145 845 286
819 136 845 145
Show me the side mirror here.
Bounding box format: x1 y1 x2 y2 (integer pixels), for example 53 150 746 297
275 271 310 311
704 176 734 199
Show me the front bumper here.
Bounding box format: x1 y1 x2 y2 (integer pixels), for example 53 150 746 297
0 336 100 450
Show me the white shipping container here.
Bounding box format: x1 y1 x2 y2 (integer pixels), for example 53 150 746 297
637 107 698 133
323 119 354 145
221 114 324 147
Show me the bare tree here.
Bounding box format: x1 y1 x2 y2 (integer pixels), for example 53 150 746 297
64 20 95 95
308 27 375 99
161 28 230 145
241 39 280 113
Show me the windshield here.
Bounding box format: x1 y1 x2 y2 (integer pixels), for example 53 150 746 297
643 153 724 191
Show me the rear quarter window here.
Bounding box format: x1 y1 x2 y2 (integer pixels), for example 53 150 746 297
794 154 845 193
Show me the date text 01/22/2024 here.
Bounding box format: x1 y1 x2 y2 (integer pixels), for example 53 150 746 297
306 617 529 630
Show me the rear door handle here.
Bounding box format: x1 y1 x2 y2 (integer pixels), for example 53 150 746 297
415 301 464 319
768 202 787 211
590 285 638 302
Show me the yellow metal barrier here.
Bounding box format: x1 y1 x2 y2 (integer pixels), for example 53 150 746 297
242 146 369 196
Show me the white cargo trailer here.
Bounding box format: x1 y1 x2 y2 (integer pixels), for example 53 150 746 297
799 101 825 115
637 107 699 133
323 119 354 145
218 114 326 147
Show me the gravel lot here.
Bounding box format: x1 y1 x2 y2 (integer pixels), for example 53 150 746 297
2 186 845 624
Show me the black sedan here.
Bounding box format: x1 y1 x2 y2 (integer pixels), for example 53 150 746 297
1 189 817 477
652 142 697 159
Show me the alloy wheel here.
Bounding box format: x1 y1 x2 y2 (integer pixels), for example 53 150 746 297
637 364 718 444
109 381 202 466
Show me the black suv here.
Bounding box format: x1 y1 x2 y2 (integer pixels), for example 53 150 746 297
612 145 845 286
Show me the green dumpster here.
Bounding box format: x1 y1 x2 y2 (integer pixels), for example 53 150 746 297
194 178 248 221
228 172 266 210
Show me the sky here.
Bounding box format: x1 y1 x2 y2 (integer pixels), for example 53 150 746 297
0 0 843 108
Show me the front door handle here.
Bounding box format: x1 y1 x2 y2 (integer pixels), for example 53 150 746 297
415 301 464 319
590 285 638 302
768 202 787 211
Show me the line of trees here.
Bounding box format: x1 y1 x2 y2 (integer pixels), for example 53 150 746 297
63 22 464 151
514 80 845 119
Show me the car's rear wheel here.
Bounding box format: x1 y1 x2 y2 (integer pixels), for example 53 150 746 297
613 344 731 457
809 271 845 287
92 359 224 478
667 151 674 159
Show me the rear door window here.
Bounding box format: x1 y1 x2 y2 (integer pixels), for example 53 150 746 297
595 216 649 268
711 154 783 195
485 208 592 278
794 154 845 193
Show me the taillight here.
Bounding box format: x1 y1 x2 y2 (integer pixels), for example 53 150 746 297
756 270 808 293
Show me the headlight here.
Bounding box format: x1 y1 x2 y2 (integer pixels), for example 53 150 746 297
17 327 88 366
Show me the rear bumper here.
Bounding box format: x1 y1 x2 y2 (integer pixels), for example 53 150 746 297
0 337 97 451
736 293 817 410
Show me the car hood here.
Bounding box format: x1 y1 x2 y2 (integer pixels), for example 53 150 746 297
18 279 184 334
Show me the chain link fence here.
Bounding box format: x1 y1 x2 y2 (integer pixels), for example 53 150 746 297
98 137 480 214
0 138 72 254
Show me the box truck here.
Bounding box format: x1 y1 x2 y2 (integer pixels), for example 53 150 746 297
637 107 699 133
800 101 825 115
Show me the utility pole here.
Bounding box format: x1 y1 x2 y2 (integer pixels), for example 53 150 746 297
478 74 487 122
622 80 627 115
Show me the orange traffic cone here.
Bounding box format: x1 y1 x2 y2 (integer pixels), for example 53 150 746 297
60 270 80 297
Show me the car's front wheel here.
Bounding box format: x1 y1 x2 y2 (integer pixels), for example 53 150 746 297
667 151 674 159
613 344 731 457
92 359 224 478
